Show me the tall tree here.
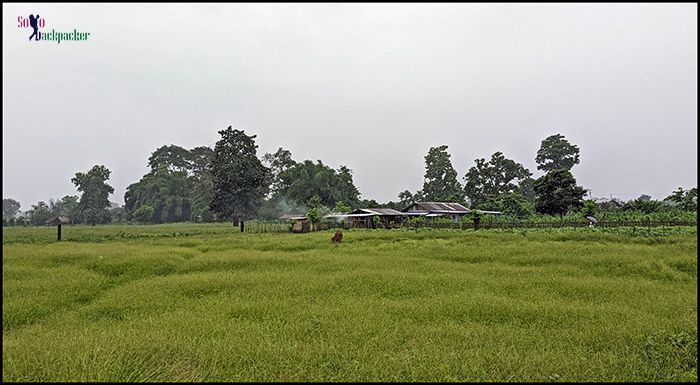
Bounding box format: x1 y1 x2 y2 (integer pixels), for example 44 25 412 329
27 201 53 225
188 146 216 221
125 171 193 223
664 187 698 211
148 145 192 174
477 192 534 218
278 160 360 209
3 198 21 224
622 195 662 214
398 190 417 209
210 126 270 227
71 165 114 225
535 134 580 172
126 145 214 223
262 147 296 199
533 169 586 218
48 195 81 222
463 151 532 207
518 176 536 205
419 145 463 202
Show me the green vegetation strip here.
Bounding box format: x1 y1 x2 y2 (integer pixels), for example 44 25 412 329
3 224 697 381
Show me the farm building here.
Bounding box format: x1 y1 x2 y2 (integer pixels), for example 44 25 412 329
279 214 311 233
402 202 502 222
403 202 470 222
326 208 406 229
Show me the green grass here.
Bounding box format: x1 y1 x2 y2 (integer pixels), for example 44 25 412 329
2 224 697 381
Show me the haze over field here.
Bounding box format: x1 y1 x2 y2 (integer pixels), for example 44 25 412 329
3 3 697 209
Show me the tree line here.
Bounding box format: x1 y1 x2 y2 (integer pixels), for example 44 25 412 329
2 128 697 226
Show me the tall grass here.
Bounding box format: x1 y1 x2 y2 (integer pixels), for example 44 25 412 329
3 224 697 381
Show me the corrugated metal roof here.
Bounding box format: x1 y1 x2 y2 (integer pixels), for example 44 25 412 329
405 202 469 213
326 213 374 218
351 208 405 216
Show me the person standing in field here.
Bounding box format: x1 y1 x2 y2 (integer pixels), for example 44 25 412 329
28 14 40 41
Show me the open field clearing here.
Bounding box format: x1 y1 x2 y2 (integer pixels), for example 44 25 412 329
2 224 697 381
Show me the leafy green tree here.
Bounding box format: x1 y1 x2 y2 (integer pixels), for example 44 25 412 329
125 144 214 223
305 195 322 231
379 201 402 211
533 169 586 218
278 160 360 209
3 198 21 225
535 134 580 172
210 126 270 227
517 177 536 205
132 205 154 223
463 152 532 208
109 205 127 223
397 190 416 209
27 201 53 225
72 165 114 225
262 147 296 199
596 198 624 213
477 192 533 218
419 145 463 202
188 146 216 220
623 195 662 214
664 187 698 212
684 187 698 211
579 199 598 217
48 195 81 223
359 199 381 208
148 145 192 174
306 207 321 231
333 200 351 213
259 147 298 220
125 170 193 223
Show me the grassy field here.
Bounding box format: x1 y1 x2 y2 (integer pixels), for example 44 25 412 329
2 224 697 382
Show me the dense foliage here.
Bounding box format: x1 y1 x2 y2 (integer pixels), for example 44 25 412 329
125 145 215 223
463 151 532 208
277 160 360 210
210 127 270 225
417 145 463 203
71 165 114 225
534 169 587 218
535 133 581 172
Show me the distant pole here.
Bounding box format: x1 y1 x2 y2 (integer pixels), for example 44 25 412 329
57 223 62 241
240 220 245 233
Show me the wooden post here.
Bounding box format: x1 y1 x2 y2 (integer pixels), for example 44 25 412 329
57 223 62 241
240 220 245 233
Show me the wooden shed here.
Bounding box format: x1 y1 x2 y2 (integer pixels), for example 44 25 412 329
326 208 405 229
279 214 311 233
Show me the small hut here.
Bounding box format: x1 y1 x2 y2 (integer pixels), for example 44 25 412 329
279 214 311 233
45 216 71 241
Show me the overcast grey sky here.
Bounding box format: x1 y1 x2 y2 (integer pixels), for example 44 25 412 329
3 3 697 210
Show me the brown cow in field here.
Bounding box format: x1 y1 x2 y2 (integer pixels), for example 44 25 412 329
331 231 343 244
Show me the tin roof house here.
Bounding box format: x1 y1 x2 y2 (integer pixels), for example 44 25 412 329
326 208 406 228
403 202 470 221
403 202 501 222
